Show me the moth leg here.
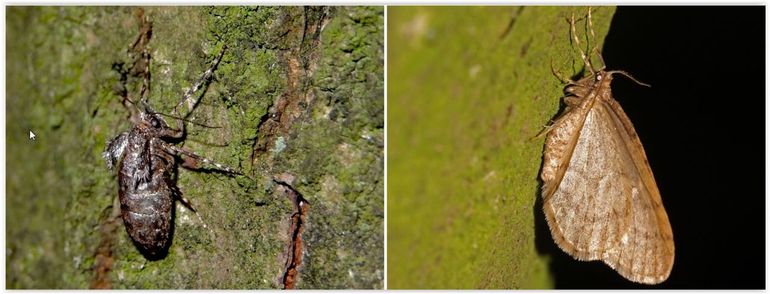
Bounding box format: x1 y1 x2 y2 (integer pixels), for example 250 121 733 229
157 122 185 140
534 124 555 139
592 47 606 70
162 143 242 175
569 11 595 75
174 46 227 119
587 7 596 44
169 182 197 212
550 59 576 84
533 94 582 139
127 39 151 106
534 104 574 139
562 97 583 109
534 109 572 139
149 139 198 213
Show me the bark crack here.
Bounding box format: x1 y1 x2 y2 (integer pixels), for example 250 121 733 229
251 7 333 167
274 173 310 289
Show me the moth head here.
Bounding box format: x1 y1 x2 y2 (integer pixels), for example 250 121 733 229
139 111 171 132
595 71 615 86
135 102 174 134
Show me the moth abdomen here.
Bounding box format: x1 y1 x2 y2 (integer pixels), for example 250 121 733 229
113 126 178 258
119 186 175 257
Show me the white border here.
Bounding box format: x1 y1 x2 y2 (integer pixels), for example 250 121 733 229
383 4 389 291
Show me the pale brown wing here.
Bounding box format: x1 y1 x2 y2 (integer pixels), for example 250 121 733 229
541 93 596 199
600 98 675 284
542 99 674 284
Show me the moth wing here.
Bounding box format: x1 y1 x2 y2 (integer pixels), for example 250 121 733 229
103 132 129 170
600 98 675 284
542 99 674 284
541 97 594 200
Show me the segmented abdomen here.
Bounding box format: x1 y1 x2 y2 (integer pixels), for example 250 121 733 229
119 187 174 257
117 131 175 258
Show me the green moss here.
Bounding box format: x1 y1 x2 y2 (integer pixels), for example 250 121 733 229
271 6 384 289
387 6 615 289
7 6 382 289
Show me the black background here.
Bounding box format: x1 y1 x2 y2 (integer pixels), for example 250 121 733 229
534 6 766 289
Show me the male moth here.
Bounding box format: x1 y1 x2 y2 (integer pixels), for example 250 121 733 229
539 9 674 284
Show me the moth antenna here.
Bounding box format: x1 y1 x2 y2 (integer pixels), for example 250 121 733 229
587 7 607 70
569 12 594 75
185 137 229 148
592 47 606 70
587 7 595 43
608 70 652 88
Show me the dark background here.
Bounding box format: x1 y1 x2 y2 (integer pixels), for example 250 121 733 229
534 6 766 289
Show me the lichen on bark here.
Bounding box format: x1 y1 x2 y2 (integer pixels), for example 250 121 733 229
7 6 383 289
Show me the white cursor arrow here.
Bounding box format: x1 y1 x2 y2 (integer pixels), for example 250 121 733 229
29 130 36 141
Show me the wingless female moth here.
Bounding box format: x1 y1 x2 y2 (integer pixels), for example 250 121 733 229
539 9 674 284
103 14 240 259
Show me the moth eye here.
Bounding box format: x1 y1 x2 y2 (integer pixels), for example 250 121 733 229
150 117 160 128
596 74 603 81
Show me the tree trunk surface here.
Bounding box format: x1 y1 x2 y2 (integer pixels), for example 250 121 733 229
7 6 384 289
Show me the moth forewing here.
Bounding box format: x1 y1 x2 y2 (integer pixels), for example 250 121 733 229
541 70 674 285
540 74 601 201
600 95 675 284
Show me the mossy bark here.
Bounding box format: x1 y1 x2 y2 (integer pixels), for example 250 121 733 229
7 6 383 289
387 6 615 289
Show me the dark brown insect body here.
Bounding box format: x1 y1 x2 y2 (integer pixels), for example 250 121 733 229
103 48 235 258
103 14 236 258
104 112 181 258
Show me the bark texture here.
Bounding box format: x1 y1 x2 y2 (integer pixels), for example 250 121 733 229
7 6 383 289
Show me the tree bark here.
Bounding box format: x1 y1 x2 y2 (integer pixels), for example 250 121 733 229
6 6 383 289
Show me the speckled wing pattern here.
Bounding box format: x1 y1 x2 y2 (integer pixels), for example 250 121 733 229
540 71 674 284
